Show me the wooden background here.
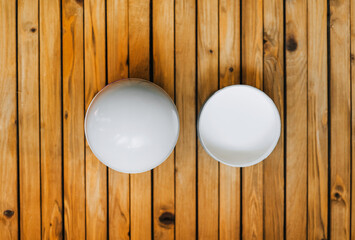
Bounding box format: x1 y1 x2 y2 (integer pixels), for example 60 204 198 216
0 0 354 239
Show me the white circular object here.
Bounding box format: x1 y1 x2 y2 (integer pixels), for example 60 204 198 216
85 78 180 173
198 85 281 167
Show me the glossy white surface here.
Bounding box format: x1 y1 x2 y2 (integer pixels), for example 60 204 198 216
198 85 281 167
85 79 180 173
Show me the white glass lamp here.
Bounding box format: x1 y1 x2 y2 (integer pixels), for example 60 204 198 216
85 78 180 173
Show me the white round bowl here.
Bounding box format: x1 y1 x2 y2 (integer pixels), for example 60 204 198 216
198 85 281 167
85 78 180 173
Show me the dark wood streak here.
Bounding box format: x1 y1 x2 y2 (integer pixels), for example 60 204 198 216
91 27 96 48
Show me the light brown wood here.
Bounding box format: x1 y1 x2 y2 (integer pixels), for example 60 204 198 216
62 0 86 238
175 0 196 239
0 0 18 239
84 0 107 239
285 0 308 238
263 0 284 238
152 0 175 238
329 0 351 239
351 0 355 238
107 0 129 81
218 0 241 239
129 0 150 78
219 0 240 89
4 1 355 238
107 0 131 239
307 0 328 239
18 0 41 238
241 0 264 239
39 0 63 238
197 0 219 239
129 0 152 239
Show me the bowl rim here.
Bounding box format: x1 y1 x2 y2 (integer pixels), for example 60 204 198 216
84 78 180 173
197 84 281 168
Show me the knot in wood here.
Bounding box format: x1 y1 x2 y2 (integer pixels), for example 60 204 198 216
159 212 175 226
286 36 298 52
3 210 14 218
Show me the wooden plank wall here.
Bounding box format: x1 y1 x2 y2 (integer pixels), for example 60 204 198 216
1 0 355 239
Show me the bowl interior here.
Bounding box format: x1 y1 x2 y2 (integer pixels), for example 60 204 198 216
198 85 281 167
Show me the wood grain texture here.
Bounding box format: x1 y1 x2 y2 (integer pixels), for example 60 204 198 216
175 0 196 239
0 0 18 239
285 0 308 238
18 0 41 238
39 0 63 238
197 0 219 239
329 0 351 239
218 0 241 239
107 0 130 239
62 0 86 239
152 0 175 239
107 0 129 82
352 0 355 238
307 0 328 239
129 0 150 78
84 0 107 239
241 0 264 239
263 0 284 238
128 0 151 239
3 1 355 239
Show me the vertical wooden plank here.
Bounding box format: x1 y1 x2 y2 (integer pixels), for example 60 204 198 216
40 0 63 238
129 0 150 77
152 0 175 239
218 0 241 239
263 0 284 238
107 0 129 81
0 0 18 238
307 0 328 239
329 0 351 239
175 0 196 239
219 0 240 88
18 0 41 238
128 0 151 239
84 0 107 239
329 0 352 239
352 0 355 238
62 0 86 239
197 0 219 239
285 0 308 238
107 0 131 239
241 0 263 238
